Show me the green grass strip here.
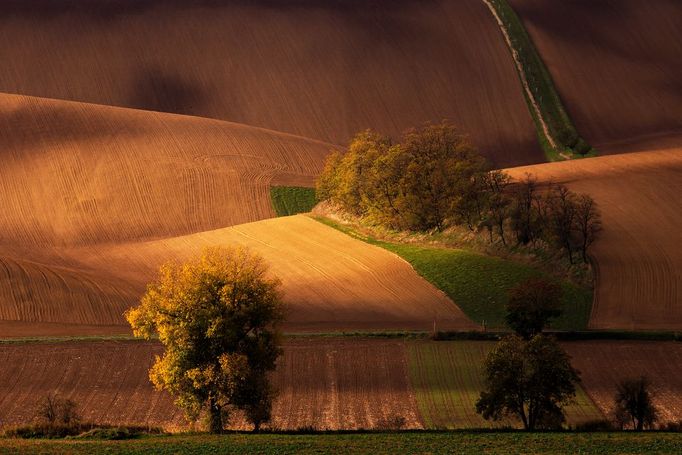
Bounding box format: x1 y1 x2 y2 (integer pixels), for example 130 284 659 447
1 432 680 454
314 216 592 331
486 0 596 160
270 186 317 217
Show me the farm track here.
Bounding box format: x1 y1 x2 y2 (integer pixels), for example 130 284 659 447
508 149 682 330
566 341 682 424
0 0 543 167
507 0 682 153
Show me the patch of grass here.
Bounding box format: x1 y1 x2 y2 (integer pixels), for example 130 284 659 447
1 432 680 454
487 0 596 160
0 334 142 345
270 186 317 216
407 341 603 429
314 216 592 331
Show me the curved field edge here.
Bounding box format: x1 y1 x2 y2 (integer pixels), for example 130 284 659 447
484 0 594 160
270 186 317 217
1 433 681 455
507 149 682 330
407 341 603 429
312 216 592 331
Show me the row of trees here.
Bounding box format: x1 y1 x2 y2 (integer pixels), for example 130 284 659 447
317 123 602 264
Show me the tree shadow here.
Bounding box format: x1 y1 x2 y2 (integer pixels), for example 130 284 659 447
127 68 208 116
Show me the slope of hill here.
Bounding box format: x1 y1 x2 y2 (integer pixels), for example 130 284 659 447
508 149 682 330
0 0 543 166
0 93 333 247
4 216 474 334
507 0 682 154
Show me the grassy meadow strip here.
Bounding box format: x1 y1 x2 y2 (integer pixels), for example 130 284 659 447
313 216 592 331
485 0 594 160
407 341 603 429
1 432 680 454
270 186 317 216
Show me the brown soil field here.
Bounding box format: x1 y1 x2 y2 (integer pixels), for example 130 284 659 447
508 148 682 330
0 0 543 166
508 0 682 153
2 215 475 335
0 94 474 336
0 93 332 247
0 339 422 431
565 341 682 424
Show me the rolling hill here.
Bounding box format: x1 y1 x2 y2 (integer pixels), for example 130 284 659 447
508 148 682 330
507 0 682 154
0 0 543 167
0 93 333 247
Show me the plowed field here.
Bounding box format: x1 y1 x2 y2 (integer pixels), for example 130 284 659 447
0 93 332 247
508 149 682 330
566 341 682 425
408 341 603 428
508 0 682 153
2 216 475 335
0 339 422 431
0 0 543 166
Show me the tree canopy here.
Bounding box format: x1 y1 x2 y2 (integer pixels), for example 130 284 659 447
506 277 562 339
125 246 284 433
476 334 580 430
613 376 659 430
316 123 601 264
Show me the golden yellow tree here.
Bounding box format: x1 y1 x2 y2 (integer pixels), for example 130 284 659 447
125 246 284 433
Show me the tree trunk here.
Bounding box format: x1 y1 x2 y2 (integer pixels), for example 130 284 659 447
208 397 223 434
253 420 261 433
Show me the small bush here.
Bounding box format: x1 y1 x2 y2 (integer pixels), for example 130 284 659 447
661 420 682 432
574 419 614 431
374 414 407 431
36 395 80 426
4 423 163 440
573 138 592 155
5 423 87 439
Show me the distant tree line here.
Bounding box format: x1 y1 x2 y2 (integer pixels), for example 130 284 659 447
317 122 601 263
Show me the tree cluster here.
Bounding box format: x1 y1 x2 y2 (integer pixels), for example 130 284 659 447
317 123 601 264
126 247 284 433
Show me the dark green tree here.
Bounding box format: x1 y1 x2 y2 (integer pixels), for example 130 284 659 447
506 277 562 339
476 334 580 430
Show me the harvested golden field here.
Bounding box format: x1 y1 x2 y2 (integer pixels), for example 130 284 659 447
0 339 422 431
508 149 682 330
0 93 332 247
0 0 543 166
2 215 475 335
566 341 682 425
508 0 682 154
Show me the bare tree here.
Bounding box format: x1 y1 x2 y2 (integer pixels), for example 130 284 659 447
574 194 602 262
